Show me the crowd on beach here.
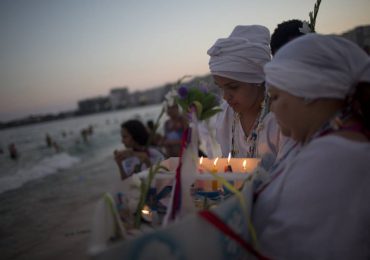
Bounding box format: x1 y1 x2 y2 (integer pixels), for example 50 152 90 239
109 16 370 259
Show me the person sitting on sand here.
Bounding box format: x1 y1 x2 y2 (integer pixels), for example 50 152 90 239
114 119 164 180
161 104 187 157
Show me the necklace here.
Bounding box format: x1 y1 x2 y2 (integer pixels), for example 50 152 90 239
231 95 270 158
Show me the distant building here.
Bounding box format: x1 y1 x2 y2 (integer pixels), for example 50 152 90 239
109 87 129 110
77 96 111 114
130 90 147 107
143 85 173 105
341 25 370 54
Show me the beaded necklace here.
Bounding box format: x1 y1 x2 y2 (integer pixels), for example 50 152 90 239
231 95 270 157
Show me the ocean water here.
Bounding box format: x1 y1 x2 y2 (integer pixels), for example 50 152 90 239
0 104 164 259
0 104 163 194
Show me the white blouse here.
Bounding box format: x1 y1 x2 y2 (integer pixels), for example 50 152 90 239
253 135 370 259
215 102 287 170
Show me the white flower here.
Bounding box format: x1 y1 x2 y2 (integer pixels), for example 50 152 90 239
299 21 312 34
163 88 178 108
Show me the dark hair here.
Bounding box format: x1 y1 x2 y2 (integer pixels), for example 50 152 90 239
354 82 370 131
271 19 304 56
147 120 154 131
121 119 149 146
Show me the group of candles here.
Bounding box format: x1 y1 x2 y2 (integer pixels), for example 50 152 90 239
198 153 247 174
197 153 248 191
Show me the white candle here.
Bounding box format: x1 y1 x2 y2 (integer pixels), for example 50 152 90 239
242 160 247 172
211 157 219 190
198 156 204 173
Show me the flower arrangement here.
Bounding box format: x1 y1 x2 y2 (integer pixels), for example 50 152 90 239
175 84 222 121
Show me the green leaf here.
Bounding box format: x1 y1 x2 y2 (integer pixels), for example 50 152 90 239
202 94 217 111
192 101 203 118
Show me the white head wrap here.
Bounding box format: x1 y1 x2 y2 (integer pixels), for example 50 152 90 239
208 25 271 84
264 34 369 99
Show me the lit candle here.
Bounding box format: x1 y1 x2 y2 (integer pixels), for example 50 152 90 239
198 156 204 173
141 205 152 223
235 159 247 189
212 157 219 172
242 160 247 172
196 156 205 190
224 152 233 172
211 157 219 190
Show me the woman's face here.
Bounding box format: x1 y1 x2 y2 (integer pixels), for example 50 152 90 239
167 105 179 118
213 75 262 114
268 86 309 141
121 127 135 148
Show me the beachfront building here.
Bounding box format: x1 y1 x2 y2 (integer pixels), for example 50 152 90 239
109 87 130 110
77 96 111 115
342 25 370 54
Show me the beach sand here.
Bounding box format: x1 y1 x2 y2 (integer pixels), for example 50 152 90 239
1 154 122 260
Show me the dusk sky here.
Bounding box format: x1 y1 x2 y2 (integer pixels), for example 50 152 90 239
1 0 369 121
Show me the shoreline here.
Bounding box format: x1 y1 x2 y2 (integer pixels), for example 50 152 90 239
1 153 121 260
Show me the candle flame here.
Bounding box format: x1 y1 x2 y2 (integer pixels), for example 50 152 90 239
227 152 231 164
142 209 150 215
213 157 219 166
199 156 203 164
242 160 247 169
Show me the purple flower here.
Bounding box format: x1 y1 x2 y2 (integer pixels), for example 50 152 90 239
178 85 188 99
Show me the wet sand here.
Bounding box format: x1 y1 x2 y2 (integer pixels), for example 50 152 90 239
1 154 121 260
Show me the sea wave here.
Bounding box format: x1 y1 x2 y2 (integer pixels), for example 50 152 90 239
0 152 80 194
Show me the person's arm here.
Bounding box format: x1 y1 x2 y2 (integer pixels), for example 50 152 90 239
132 151 151 168
114 149 133 180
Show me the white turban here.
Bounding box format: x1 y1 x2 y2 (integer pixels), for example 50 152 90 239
208 25 271 84
264 34 369 99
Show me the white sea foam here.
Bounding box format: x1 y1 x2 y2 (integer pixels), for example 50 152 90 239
0 153 80 194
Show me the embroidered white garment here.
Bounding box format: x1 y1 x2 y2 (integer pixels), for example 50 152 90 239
208 25 271 84
253 135 370 259
215 102 285 170
264 34 369 99
121 147 164 176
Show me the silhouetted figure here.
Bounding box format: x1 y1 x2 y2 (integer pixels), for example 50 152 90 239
87 125 94 135
81 129 89 143
45 134 53 148
8 143 18 160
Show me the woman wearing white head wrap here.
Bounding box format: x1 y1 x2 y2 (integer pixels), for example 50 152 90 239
208 25 284 170
253 34 370 259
